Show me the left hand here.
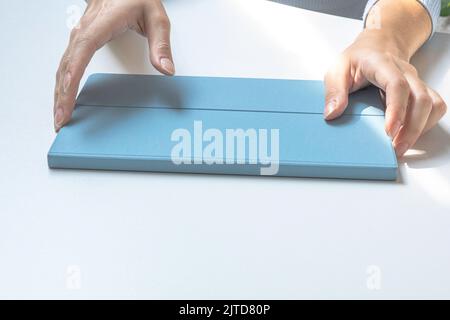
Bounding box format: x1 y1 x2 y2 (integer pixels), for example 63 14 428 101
323 29 447 157
54 0 175 132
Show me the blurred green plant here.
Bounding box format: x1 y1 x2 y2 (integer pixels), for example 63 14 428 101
442 0 450 16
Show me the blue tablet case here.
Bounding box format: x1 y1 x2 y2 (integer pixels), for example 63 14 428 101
48 73 398 180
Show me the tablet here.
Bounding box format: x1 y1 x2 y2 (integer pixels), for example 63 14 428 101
48 74 397 180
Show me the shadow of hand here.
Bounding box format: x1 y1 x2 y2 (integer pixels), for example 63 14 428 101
401 124 450 169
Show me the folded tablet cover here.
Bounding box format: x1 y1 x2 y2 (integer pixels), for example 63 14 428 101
48 73 398 180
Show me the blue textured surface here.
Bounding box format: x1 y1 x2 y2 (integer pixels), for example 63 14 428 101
48 73 398 180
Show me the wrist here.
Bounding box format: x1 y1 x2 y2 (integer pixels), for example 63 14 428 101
365 0 432 59
355 28 412 61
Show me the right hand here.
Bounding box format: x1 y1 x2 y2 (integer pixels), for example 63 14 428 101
54 0 174 132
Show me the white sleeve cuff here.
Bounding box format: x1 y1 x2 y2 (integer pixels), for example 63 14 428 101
363 0 441 39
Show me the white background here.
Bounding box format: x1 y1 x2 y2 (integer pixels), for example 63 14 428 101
0 0 449 299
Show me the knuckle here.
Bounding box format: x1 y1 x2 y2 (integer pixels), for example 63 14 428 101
363 50 380 61
415 92 432 109
380 52 394 63
154 14 171 29
325 87 341 100
70 20 86 40
155 41 171 51
405 64 418 76
59 54 71 72
74 33 97 50
75 33 92 45
434 99 448 117
365 52 389 67
391 77 409 91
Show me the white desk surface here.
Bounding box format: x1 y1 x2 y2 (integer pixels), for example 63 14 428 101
0 0 449 299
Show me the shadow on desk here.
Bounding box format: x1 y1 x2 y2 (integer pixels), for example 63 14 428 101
401 125 450 170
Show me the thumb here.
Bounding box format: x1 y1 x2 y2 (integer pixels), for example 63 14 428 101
324 57 352 120
144 2 175 75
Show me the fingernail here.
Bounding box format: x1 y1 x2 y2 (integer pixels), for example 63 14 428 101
54 107 65 131
160 58 175 75
324 100 337 120
63 72 72 94
395 142 409 158
389 120 402 139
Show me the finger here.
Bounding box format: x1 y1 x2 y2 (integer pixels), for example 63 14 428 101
54 48 69 113
323 56 352 120
393 74 432 157
360 57 410 139
54 18 119 132
54 33 96 132
144 1 175 75
423 88 447 133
